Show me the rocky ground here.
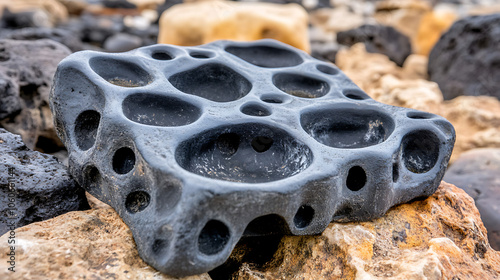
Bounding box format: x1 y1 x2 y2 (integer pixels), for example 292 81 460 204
0 0 499 279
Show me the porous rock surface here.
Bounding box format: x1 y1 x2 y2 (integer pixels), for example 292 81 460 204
0 208 210 280
444 148 500 251
0 128 89 236
0 39 71 152
233 182 500 279
337 24 412 66
50 39 454 277
429 13 500 100
158 1 310 52
337 43 500 163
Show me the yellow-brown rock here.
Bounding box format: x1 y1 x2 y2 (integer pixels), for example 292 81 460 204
0 0 68 26
234 182 500 279
0 208 211 280
336 43 500 163
158 1 310 53
374 0 431 49
416 10 457 56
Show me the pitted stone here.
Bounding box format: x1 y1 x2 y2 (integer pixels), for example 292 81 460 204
49 39 455 277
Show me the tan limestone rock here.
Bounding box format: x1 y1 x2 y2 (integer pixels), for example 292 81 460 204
0 0 68 26
0 208 211 280
415 10 457 56
234 182 500 279
158 1 310 53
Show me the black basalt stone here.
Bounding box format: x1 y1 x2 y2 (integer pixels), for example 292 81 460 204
429 14 500 100
50 39 455 277
337 24 412 67
0 129 90 236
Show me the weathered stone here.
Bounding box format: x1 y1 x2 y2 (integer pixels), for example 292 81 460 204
337 24 412 66
0 128 89 236
59 13 124 47
0 0 68 27
158 1 310 53
429 13 500 100
0 27 83 52
50 39 455 277
103 32 143 52
0 208 210 280
231 182 500 279
443 148 500 251
337 43 500 163
0 39 71 153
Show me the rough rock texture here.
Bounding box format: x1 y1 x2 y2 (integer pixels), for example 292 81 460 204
415 10 456 56
429 13 500 100
0 27 83 52
444 148 500 251
337 24 412 66
232 182 500 279
0 128 89 236
0 0 68 27
158 1 310 52
337 43 500 163
0 208 210 280
0 39 71 152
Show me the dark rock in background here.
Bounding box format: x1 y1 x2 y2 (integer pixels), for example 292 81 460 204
0 8 52 29
0 128 89 236
337 24 412 67
104 32 142 52
429 14 500 100
443 148 500 251
59 13 124 47
0 39 71 153
0 27 83 52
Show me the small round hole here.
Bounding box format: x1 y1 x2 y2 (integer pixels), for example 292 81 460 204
402 131 439 174
316 64 339 75
251 136 273 153
152 51 173 60
392 163 399 182
125 191 150 213
241 104 271 117
407 111 434 119
190 52 211 59
294 205 314 229
85 165 103 196
343 89 370 100
113 147 136 174
216 133 240 157
346 166 366 191
261 94 285 104
75 110 100 151
198 220 230 255
152 239 168 256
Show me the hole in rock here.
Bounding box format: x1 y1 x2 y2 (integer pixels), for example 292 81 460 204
333 205 354 220
261 95 283 104
216 133 240 157
243 214 290 236
251 136 273 153
113 147 136 174
125 191 150 213
225 45 303 68
273 73 329 98
316 64 339 75
75 110 100 151
123 93 201 127
343 89 370 100
169 63 252 102
152 51 173 60
89 57 152 87
85 165 103 196
346 166 366 191
176 123 313 183
392 163 399 182
402 130 440 174
294 205 314 229
241 103 271 117
198 220 230 255
301 106 395 148
190 52 211 59
152 239 168 256
407 111 434 119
